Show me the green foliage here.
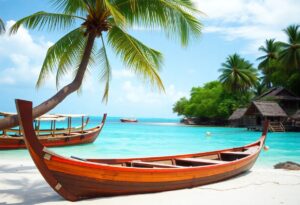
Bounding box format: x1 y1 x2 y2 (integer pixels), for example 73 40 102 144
10 0 202 102
257 24 300 96
36 27 87 88
173 97 189 115
173 81 251 119
107 25 164 91
116 0 203 46
278 25 300 71
219 53 258 93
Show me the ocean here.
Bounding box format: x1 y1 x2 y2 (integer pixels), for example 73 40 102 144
1 116 299 168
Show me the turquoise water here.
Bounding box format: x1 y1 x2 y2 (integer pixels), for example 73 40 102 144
0 117 299 168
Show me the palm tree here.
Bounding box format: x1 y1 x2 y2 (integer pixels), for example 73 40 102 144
278 24 300 71
0 0 202 129
0 18 5 34
257 39 281 87
253 80 268 96
219 54 258 93
257 39 280 69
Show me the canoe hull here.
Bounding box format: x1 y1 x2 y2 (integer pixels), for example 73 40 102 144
49 154 257 198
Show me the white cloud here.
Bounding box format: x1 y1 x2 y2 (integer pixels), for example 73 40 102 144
194 0 300 54
0 20 94 92
0 20 52 86
117 81 187 105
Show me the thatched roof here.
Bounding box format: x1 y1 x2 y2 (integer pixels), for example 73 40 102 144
248 101 287 117
255 87 300 101
228 108 247 120
291 110 300 120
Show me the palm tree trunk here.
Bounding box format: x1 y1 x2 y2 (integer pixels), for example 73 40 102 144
0 32 97 130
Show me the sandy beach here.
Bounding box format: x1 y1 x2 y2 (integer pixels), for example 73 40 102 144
0 159 299 205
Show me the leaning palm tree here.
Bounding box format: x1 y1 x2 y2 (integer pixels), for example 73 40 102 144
0 18 5 34
257 39 281 87
278 24 300 71
0 0 202 129
219 54 258 93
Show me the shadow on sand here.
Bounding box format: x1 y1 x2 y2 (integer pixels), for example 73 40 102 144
0 164 62 205
0 163 255 204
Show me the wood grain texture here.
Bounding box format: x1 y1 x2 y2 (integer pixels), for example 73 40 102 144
16 99 269 201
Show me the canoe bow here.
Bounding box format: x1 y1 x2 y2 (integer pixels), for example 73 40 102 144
16 99 82 201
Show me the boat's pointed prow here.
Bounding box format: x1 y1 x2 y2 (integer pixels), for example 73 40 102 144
15 99 79 201
261 120 269 144
15 99 43 152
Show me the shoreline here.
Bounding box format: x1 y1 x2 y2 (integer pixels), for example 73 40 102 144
0 159 299 205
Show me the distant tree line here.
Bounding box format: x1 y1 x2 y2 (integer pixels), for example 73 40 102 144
173 24 300 121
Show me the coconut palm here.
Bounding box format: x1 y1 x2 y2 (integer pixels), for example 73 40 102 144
257 39 280 69
0 18 5 34
0 0 202 129
278 24 300 71
257 39 281 87
219 54 258 93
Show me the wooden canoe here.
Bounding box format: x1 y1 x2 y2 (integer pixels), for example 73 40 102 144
16 99 268 201
0 113 106 150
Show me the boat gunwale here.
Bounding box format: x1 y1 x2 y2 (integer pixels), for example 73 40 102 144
47 144 261 173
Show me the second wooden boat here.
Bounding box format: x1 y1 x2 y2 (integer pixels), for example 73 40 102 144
0 112 106 150
16 99 268 201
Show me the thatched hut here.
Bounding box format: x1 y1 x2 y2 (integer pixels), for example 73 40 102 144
228 108 247 127
244 101 287 131
255 87 300 115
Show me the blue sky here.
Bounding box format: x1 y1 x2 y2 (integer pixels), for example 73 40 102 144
0 0 299 118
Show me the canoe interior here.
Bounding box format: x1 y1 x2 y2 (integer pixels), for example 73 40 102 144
83 142 260 168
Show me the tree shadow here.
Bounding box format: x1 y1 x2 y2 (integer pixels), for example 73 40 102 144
0 175 62 204
0 164 36 174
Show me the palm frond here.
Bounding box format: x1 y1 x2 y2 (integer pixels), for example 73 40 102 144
0 18 5 34
99 35 112 103
104 0 126 27
50 0 88 15
36 27 85 88
283 24 300 44
108 25 164 91
55 29 89 88
9 11 83 34
115 0 202 46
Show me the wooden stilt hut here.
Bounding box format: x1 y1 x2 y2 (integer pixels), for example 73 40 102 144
228 108 247 127
244 101 287 132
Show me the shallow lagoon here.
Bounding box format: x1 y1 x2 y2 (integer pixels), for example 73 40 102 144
1 116 299 168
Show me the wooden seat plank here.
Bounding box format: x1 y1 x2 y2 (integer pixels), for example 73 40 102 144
131 161 183 168
221 151 250 156
176 158 226 164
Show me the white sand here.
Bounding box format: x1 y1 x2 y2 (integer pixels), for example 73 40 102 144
0 159 299 205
